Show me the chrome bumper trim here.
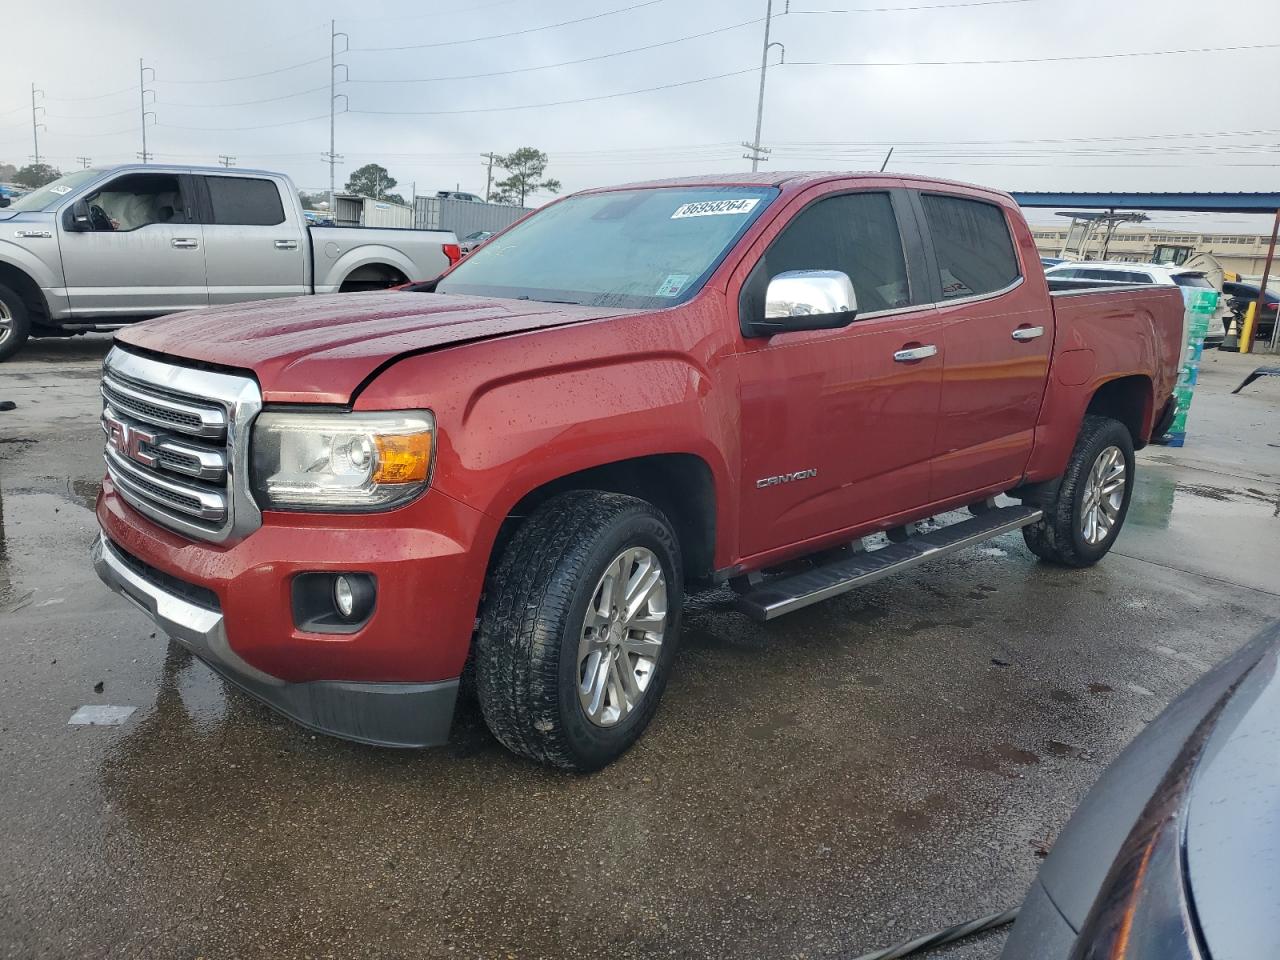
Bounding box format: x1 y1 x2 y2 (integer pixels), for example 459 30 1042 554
92 532 280 685
91 533 459 748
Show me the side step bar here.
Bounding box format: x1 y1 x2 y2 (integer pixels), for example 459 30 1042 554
734 504 1043 622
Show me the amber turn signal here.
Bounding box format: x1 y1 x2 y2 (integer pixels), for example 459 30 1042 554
372 432 433 483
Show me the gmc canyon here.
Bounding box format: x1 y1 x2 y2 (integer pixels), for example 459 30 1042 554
92 172 1183 770
0 164 458 361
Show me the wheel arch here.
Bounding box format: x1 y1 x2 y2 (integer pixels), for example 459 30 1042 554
0 259 52 326
1085 374 1155 449
319 244 419 292
496 453 718 587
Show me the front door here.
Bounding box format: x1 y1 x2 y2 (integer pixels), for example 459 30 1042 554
913 191 1053 499
59 172 207 318
734 187 944 560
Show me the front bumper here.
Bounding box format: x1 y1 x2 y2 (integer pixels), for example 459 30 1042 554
93 533 459 747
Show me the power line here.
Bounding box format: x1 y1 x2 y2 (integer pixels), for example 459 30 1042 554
154 55 328 85
43 86 137 103
157 84 331 108
789 40 1280 69
348 17 764 83
352 66 757 116
350 0 666 52
156 112 332 131
791 0 1045 11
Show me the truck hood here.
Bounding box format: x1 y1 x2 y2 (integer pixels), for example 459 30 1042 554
115 291 635 403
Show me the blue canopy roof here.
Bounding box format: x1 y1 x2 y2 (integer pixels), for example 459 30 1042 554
1010 192 1280 214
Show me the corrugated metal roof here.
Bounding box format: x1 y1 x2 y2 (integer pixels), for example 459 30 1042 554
1012 192 1280 214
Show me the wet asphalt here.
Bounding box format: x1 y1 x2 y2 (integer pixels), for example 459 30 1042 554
1 336 1278 960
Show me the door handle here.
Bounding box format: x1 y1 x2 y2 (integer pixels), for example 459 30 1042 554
170 238 199 249
274 239 299 250
893 344 938 362
1011 325 1045 341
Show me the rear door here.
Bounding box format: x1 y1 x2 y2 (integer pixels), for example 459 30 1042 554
912 190 1053 500
59 171 207 318
196 173 308 305
733 184 945 559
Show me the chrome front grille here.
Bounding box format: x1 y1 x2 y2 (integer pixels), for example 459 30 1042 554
101 348 263 543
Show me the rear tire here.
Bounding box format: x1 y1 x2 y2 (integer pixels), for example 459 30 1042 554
475 491 683 771
0 284 31 362
1023 415 1135 567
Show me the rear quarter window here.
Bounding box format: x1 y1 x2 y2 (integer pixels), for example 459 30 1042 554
920 194 1021 299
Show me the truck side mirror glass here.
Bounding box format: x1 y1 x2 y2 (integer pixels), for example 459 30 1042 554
748 270 859 337
67 199 92 232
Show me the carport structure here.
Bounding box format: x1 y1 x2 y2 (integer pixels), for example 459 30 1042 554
1011 191 1280 353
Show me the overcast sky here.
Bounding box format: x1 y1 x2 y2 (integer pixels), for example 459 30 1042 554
2 0 1277 232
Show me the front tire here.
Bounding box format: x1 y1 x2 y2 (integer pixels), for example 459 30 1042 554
1023 415 1135 567
0 284 31 362
475 491 683 771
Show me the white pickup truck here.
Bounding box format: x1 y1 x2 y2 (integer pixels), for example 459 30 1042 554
0 164 458 360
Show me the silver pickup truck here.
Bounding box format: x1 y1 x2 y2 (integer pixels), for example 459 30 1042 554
0 164 457 361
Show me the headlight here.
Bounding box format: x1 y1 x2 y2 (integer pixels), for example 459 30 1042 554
250 410 435 511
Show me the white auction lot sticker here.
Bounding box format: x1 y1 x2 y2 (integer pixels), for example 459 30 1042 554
671 198 760 219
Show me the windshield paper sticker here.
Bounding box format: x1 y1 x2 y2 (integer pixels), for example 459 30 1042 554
49 185 73 195
656 274 691 297
671 198 759 219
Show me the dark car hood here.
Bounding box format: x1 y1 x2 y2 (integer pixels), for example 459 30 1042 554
1035 622 1279 931
115 291 633 403
1183 639 1280 960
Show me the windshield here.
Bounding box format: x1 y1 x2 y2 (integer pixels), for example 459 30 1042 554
6 168 104 213
436 186 777 308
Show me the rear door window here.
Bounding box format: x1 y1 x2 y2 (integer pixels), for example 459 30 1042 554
919 194 1020 300
204 176 285 226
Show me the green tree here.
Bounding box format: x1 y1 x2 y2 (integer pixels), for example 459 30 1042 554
344 163 404 204
490 148 560 206
0 162 17 182
14 163 61 189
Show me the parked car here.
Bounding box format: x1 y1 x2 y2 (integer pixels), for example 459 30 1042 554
458 227 491 252
1222 278 1277 342
458 230 494 254
0 164 460 361
1002 618 1280 958
1040 256 1066 268
91 172 1183 771
437 190 484 203
1044 260 1230 343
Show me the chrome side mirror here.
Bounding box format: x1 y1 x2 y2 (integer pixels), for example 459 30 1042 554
751 270 858 336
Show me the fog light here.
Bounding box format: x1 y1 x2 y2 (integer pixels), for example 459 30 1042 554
334 575 355 618
291 572 377 633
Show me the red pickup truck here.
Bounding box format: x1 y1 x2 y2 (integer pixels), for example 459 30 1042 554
92 172 1183 770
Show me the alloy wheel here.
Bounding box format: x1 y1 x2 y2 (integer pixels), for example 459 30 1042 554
1081 445 1126 545
577 547 668 727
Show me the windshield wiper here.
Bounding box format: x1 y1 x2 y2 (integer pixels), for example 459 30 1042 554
515 295 582 306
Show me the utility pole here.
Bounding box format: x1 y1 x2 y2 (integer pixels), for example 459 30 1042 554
75 156 92 169
481 152 497 201
138 59 155 163
30 84 45 166
218 155 236 168
323 19 349 210
743 0 786 172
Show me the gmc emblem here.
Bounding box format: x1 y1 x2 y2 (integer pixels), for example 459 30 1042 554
103 410 160 468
